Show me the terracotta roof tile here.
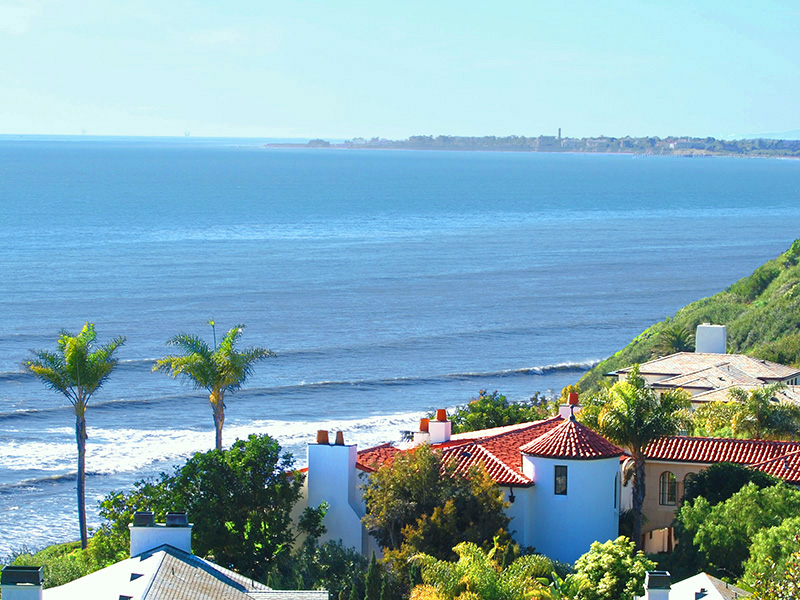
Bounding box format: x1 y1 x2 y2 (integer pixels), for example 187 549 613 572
645 435 800 471
356 443 402 472
520 418 624 460
748 449 800 484
354 417 568 486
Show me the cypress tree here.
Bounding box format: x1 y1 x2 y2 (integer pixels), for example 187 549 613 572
349 585 360 600
364 552 382 600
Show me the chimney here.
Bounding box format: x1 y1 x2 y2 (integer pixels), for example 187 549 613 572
413 418 431 445
695 324 727 354
129 511 193 556
644 571 671 600
429 409 452 444
558 392 582 419
1 566 43 600
306 429 363 551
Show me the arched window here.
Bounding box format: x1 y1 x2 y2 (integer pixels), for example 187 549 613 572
659 471 677 506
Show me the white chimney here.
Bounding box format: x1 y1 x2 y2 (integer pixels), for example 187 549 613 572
644 571 671 600
695 324 727 354
307 430 364 551
413 418 431 445
129 511 193 556
0 566 43 600
429 409 452 444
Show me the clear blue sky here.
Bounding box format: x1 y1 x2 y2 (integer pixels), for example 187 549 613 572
2 0 798 139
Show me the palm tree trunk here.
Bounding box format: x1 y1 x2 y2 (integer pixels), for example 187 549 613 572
75 413 88 549
210 390 224 451
631 451 646 551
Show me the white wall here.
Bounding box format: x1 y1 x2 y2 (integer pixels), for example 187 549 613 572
307 443 366 553
523 454 619 563
128 524 192 556
500 486 535 549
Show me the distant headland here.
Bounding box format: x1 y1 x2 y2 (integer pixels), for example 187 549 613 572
267 131 800 158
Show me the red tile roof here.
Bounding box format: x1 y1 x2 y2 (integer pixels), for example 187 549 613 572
355 416 572 486
520 418 625 460
749 449 800 484
353 419 800 487
645 435 800 465
356 443 402 472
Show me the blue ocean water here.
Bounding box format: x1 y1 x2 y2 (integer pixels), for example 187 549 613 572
1 138 799 554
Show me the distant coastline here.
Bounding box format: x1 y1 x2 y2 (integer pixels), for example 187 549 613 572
266 134 800 159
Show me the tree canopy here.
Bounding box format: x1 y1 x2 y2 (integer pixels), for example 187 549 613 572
572 537 655 600
154 323 275 450
362 444 510 586
678 482 800 578
409 542 556 600
682 461 778 506
445 390 555 434
98 433 303 580
581 366 690 549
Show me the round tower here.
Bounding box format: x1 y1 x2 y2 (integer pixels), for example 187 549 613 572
520 413 623 563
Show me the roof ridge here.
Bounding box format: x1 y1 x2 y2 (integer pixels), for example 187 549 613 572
472 443 530 482
471 415 564 446
141 546 167 600
747 447 800 469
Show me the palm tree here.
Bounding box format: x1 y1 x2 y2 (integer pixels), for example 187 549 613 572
596 365 691 550
26 323 125 549
651 323 695 358
729 383 800 440
154 323 275 450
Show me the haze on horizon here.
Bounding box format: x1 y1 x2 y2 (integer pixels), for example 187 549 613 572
1 0 798 140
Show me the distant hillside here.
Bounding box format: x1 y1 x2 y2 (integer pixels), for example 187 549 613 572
578 240 800 392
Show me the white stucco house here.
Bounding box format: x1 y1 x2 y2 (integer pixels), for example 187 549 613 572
299 399 625 564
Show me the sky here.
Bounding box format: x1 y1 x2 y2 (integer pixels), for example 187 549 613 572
1 0 799 139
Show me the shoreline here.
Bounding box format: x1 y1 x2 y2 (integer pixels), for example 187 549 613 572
263 143 800 161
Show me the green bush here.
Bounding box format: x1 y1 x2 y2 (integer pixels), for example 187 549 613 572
573 536 655 600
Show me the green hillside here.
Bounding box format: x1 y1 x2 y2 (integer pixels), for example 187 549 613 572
578 239 800 392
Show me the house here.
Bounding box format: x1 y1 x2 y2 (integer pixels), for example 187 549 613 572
637 570 750 600
0 512 328 600
612 324 800 407
301 400 624 564
634 434 800 553
301 401 800 560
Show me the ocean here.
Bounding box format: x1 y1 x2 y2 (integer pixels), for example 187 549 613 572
1 137 799 554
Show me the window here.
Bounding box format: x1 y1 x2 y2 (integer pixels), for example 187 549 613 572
614 473 619 508
554 465 567 495
659 471 677 505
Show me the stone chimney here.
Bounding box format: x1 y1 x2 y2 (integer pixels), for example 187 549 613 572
0 566 43 600
558 392 581 419
644 571 671 600
129 511 193 556
429 409 452 444
695 324 726 354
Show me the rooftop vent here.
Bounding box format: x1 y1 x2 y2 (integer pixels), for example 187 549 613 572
1 566 44 586
1 566 44 600
132 511 155 527
335 431 345 445
316 430 329 445
644 570 671 600
165 511 189 527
